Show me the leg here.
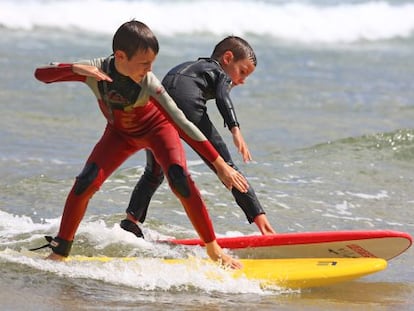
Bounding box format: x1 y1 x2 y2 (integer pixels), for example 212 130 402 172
51 127 138 256
120 150 164 237
126 149 164 223
149 122 216 243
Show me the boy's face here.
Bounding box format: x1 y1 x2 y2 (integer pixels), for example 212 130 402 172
114 48 157 83
221 51 255 86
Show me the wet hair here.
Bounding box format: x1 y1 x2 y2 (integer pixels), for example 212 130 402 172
211 36 257 67
112 20 159 60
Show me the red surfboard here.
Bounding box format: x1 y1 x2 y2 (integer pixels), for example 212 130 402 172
169 230 412 260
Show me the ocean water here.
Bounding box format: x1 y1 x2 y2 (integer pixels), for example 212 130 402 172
1 0 414 310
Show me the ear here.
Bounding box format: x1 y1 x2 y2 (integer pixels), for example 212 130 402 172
222 51 234 65
114 50 127 61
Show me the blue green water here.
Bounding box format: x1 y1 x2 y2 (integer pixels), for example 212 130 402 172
1 1 414 310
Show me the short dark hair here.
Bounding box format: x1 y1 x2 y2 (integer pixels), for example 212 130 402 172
112 20 159 60
211 36 257 67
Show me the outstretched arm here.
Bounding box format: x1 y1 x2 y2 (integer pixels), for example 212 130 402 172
71 63 113 82
34 62 111 83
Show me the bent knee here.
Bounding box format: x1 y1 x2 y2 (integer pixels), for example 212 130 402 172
74 163 103 195
167 164 191 198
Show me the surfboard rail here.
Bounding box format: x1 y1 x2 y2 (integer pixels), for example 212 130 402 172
168 230 412 260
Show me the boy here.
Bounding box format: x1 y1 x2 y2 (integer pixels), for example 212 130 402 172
120 36 276 238
33 20 248 268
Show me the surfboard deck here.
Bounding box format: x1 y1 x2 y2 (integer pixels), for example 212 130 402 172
168 230 412 260
67 256 387 289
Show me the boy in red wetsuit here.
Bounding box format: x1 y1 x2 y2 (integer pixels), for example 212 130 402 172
33 20 248 268
120 36 276 237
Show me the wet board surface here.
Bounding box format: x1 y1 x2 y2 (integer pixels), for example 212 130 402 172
66 256 388 289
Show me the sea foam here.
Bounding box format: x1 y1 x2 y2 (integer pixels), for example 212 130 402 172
1 0 414 43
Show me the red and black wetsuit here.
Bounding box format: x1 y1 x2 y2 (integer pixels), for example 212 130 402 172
35 56 220 253
127 58 265 224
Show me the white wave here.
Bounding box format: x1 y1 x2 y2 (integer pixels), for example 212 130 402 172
0 209 247 257
0 249 270 294
0 211 282 294
1 0 414 43
0 210 59 242
0 209 170 251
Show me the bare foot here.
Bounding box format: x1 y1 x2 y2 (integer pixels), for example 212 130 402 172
46 252 66 261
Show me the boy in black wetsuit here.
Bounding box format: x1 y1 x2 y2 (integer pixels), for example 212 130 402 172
121 36 276 237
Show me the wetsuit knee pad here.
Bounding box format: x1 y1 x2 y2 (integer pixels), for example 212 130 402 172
167 164 191 198
74 163 101 195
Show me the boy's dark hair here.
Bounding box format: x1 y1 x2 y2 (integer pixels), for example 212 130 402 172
211 36 257 67
112 20 159 60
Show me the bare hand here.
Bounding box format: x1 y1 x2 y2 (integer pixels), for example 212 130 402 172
205 240 242 269
231 127 252 163
72 63 112 82
212 157 249 193
254 214 277 235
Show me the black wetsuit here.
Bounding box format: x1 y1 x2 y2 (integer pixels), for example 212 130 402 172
126 58 265 223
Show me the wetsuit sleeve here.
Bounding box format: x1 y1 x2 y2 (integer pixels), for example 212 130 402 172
215 73 240 130
144 73 219 163
34 63 87 83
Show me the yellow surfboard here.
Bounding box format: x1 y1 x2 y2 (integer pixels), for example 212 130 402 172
67 256 387 289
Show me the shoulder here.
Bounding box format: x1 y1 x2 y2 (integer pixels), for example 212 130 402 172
166 60 196 75
141 72 166 95
142 71 161 86
203 59 229 84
